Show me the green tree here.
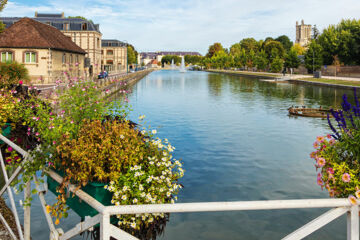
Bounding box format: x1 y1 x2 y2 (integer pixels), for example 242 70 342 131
264 40 285 61
318 25 339 65
305 40 323 72
0 21 5 33
284 47 300 70
275 35 293 52
0 0 7 12
162 55 181 65
206 43 224 58
254 50 268 71
229 43 242 57
240 38 259 54
127 45 137 64
246 49 255 69
270 56 284 73
312 25 320 40
0 62 30 87
293 43 306 55
184 55 203 65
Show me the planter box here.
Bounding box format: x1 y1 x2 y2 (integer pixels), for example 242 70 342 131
47 174 113 219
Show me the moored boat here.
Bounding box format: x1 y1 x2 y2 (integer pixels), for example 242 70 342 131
288 106 334 118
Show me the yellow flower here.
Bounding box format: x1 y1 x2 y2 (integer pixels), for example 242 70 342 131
55 218 60 225
46 205 51 213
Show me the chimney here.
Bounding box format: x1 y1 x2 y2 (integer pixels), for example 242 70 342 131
35 11 38 17
61 12 65 18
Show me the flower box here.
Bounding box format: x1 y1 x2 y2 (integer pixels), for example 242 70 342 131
47 174 113 219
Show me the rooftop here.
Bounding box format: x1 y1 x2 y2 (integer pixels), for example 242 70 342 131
0 13 101 33
102 39 127 47
0 18 86 54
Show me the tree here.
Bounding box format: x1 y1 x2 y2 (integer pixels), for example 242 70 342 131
162 55 181 65
206 43 224 58
264 40 285 61
317 25 339 65
127 45 137 64
275 35 293 52
293 43 306 55
284 48 300 71
246 49 255 69
312 25 320 40
240 38 259 54
0 62 30 87
0 0 7 12
305 40 323 72
184 55 203 65
254 50 268 71
0 21 5 33
270 56 284 73
229 43 242 57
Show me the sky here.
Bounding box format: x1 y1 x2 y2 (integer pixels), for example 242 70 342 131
1 0 360 55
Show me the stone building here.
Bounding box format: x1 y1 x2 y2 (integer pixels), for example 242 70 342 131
0 12 102 75
0 18 86 84
140 51 201 65
101 39 127 73
296 20 312 47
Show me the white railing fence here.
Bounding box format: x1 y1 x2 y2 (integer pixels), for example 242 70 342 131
0 133 359 240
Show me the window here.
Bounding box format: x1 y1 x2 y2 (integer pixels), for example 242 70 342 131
82 23 87 31
106 50 113 55
106 60 113 65
63 23 70 31
76 55 79 64
24 52 36 63
97 38 100 48
62 53 66 64
1 52 13 62
70 54 73 64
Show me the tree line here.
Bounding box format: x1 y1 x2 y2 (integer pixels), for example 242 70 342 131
168 18 360 73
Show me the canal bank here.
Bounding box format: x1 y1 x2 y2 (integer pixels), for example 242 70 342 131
206 69 360 89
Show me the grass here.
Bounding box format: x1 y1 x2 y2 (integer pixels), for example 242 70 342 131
296 78 360 87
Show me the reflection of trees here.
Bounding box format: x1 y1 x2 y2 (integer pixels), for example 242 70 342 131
207 73 224 97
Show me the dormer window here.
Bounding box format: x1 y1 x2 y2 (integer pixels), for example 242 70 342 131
82 23 87 30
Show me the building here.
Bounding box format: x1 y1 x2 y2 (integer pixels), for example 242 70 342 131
140 51 201 65
0 18 86 84
101 39 127 73
0 12 102 75
296 20 312 47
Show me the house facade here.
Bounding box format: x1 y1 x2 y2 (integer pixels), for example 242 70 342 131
140 51 201 65
0 12 102 75
101 39 127 73
0 18 86 84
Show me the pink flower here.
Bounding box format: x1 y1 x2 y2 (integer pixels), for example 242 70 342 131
348 195 357 205
7 147 13 152
19 80 23 85
355 190 360 199
316 158 326 167
342 173 351 183
35 132 39 136
52 141 56 145
327 168 334 174
313 141 319 149
317 178 323 186
326 134 332 139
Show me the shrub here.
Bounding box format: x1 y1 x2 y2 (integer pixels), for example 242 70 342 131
0 62 29 87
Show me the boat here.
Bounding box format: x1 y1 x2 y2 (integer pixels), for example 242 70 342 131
288 106 333 118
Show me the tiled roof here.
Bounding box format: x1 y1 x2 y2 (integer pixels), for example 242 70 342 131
0 18 86 54
102 39 127 47
0 16 101 33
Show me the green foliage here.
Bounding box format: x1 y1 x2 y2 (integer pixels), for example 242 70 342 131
284 48 300 69
184 55 203 65
0 0 7 12
0 62 29 87
127 45 138 64
317 25 339 65
270 56 284 73
229 43 242 57
264 40 285 61
161 55 181 65
206 42 224 58
0 21 5 33
254 50 268 71
275 35 293 52
305 40 323 71
240 38 259 54
312 25 321 40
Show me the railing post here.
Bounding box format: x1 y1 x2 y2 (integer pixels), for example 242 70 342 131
100 214 110 240
24 181 31 240
347 205 359 240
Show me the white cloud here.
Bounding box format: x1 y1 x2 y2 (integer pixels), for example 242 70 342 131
2 0 360 54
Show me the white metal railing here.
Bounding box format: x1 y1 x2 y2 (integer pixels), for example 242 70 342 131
0 133 359 240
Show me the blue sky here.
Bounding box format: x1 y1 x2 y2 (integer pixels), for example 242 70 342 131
2 0 360 55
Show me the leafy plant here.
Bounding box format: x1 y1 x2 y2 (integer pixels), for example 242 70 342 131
0 62 30 88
